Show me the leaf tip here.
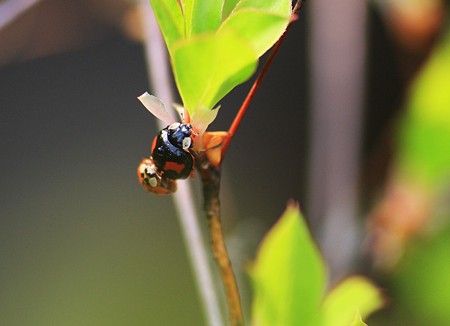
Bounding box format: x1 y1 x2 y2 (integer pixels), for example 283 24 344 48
286 198 301 212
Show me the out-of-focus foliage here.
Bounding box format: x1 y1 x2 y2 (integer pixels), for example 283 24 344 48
368 22 450 325
251 204 383 326
398 27 450 189
251 203 326 326
394 18 450 279
350 313 368 326
391 226 450 325
322 277 383 326
148 0 291 129
368 22 450 269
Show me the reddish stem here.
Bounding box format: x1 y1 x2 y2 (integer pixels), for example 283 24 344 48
221 0 306 159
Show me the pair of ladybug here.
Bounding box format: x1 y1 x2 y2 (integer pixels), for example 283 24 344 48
137 93 196 194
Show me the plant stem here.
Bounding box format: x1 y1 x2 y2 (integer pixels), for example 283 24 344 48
196 2 307 323
195 154 244 326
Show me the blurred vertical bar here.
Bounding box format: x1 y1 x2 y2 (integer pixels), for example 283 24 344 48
308 0 367 281
0 0 40 30
139 1 224 325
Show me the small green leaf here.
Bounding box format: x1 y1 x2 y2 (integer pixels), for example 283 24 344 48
322 277 383 326
184 0 224 36
172 29 257 112
251 203 326 326
149 0 184 50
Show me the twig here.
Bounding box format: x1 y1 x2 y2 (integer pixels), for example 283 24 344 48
195 154 243 326
197 2 307 324
140 2 224 325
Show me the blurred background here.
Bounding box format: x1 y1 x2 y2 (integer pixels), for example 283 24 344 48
0 0 449 325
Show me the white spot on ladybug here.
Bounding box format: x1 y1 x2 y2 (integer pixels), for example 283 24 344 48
168 122 180 130
145 164 157 176
149 176 158 188
182 137 192 150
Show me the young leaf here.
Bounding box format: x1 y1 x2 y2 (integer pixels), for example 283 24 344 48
234 0 292 14
172 29 258 112
223 0 241 19
138 92 177 125
184 0 224 36
322 276 383 326
221 0 291 58
251 203 326 326
148 0 293 126
220 9 290 57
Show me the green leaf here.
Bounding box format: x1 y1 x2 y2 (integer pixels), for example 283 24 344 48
172 29 258 112
251 203 326 326
220 8 290 57
224 0 291 20
148 0 184 50
223 0 241 19
234 0 292 16
184 0 224 36
149 0 293 126
222 0 291 57
322 277 383 326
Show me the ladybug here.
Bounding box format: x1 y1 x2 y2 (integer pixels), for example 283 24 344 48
137 93 196 194
137 158 177 195
151 122 194 180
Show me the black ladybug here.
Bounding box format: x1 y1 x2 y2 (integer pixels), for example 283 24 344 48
151 122 194 179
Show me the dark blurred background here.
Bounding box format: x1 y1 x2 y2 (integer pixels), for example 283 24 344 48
1 0 449 325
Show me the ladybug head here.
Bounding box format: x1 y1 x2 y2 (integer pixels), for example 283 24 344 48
168 123 193 150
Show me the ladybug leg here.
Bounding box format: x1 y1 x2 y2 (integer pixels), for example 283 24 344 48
189 148 200 159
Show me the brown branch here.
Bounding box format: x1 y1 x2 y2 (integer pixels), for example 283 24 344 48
195 154 244 326
194 2 307 324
